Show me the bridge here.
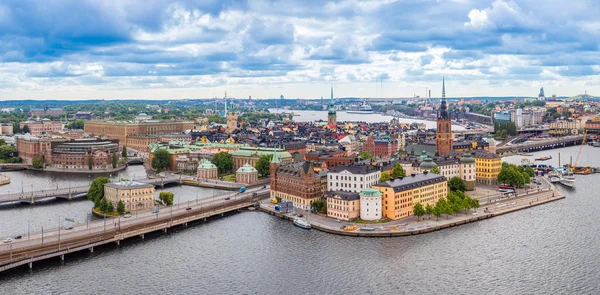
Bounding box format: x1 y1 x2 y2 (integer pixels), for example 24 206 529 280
0 163 29 171
0 187 270 273
0 175 186 205
496 135 584 153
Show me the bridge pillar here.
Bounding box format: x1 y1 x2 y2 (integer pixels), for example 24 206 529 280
29 262 32 269
140 234 145 240
116 240 120 246
184 222 188 227
60 255 64 261
221 213 224 217
163 228 167 233
90 247 94 253
204 218 207 222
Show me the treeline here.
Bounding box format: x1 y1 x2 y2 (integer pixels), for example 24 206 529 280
493 121 517 139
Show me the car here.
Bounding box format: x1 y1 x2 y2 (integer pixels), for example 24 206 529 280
64 225 73 230
13 235 22 240
3 238 12 243
297 214 303 217
224 197 231 200
152 209 159 214
186 207 192 211
124 213 132 218
335 219 341 223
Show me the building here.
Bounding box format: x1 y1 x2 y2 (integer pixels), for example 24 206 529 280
15 136 53 164
327 86 336 128
436 77 452 155
473 150 502 185
197 159 218 179
47 138 120 169
29 107 64 118
175 155 197 173
236 163 258 184
104 181 155 212
84 120 194 148
270 153 322 210
360 188 382 221
135 113 152 121
326 191 360 221
364 136 398 158
327 163 381 193
373 172 448 220
73 111 93 120
20 120 62 135
226 103 238 133
459 153 477 190
232 147 293 171
0 123 13 135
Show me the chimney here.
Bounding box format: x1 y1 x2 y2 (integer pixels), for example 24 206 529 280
411 173 416 177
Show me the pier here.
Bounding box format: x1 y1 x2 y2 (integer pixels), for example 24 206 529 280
497 135 584 153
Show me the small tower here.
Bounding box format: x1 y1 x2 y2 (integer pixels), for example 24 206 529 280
327 86 337 128
226 102 238 133
269 148 281 195
436 76 452 155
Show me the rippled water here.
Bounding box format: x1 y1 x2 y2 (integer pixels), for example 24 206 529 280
0 146 599 294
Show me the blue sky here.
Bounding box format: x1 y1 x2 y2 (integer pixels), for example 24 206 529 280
0 0 598 100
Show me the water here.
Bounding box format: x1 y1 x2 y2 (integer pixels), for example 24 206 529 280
269 109 466 130
1 146 599 294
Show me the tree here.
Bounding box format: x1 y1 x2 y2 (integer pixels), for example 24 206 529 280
463 196 473 214
117 200 125 214
159 192 174 206
112 152 118 168
211 152 233 174
121 146 127 158
88 177 111 204
448 176 467 192
255 154 273 177
430 165 441 174
106 200 114 213
0 144 16 160
359 151 373 160
311 199 327 214
432 206 442 221
391 163 406 178
380 171 391 182
99 198 108 212
425 204 433 216
152 150 173 173
88 153 93 170
498 163 530 188
12 122 19 134
413 202 425 221
22 124 30 134
32 156 44 169
471 198 480 212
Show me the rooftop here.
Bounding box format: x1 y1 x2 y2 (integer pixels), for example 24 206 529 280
374 172 446 192
105 180 154 189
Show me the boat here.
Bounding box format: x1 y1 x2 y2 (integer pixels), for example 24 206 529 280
555 167 575 188
548 174 562 183
360 227 375 231
293 218 311 229
535 156 552 161
347 100 373 114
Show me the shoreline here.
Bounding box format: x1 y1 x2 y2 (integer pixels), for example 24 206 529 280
29 165 128 174
0 174 9 186
258 189 564 237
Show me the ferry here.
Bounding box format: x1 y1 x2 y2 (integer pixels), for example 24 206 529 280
535 155 552 161
555 167 576 188
347 100 373 114
293 218 311 229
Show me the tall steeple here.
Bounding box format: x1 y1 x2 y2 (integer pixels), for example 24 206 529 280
438 76 448 120
327 85 337 127
330 85 334 103
436 75 452 155
442 75 446 99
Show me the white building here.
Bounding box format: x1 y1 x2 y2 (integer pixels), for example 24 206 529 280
359 188 382 221
327 163 381 193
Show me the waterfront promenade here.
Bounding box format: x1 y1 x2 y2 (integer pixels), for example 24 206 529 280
0 186 270 272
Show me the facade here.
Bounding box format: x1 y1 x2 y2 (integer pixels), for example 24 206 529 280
104 181 155 212
326 191 360 221
48 138 120 169
0 123 13 135
236 163 258 184
20 120 62 135
459 153 477 190
175 155 198 173
364 136 398 158
327 163 381 193
232 147 293 170
359 188 382 221
227 104 238 133
84 120 194 148
197 159 218 179
373 173 448 220
15 136 53 164
473 150 502 185
270 155 322 210
29 107 64 118
436 77 452 155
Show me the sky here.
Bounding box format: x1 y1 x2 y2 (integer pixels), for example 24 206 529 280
0 0 599 100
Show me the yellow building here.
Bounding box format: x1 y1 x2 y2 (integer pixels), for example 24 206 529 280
104 180 156 212
473 150 502 185
84 120 194 148
373 173 448 220
326 191 360 221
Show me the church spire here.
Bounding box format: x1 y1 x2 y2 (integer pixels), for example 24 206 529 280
438 76 448 120
330 85 334 105
442 75 446 99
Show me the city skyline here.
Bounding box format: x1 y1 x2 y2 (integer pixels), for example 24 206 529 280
0 0 599 100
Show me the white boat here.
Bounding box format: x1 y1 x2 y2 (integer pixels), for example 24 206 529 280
347 100 373 114
293 218 311 229
548 174 562 183
555 168 575 188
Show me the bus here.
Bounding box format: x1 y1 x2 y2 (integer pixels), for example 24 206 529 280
498 185 516 190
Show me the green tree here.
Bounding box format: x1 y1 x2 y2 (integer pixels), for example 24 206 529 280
430 165 441 174
211 152 233 174
425 204 434 216
112 152 118 168
463 196 473 214
413 202 425 221
99 198 108 212
121 146 127 158
391 163 406 178
311 199 327 214
255 154 273 177
12 122 19 134
359 151 373 160
0 144 16 160
117 200 125 214
432 206 442 221
471 198 480 212
106 200 114 213
448 176 467 192
206 114 226 124
380 171 391 182
87 177 111 204
32 156 44 169
159 192 174 206
151 150 173 173
88 153 93 170
22 124 30 134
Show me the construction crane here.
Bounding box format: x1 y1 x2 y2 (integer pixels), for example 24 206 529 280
572 130 588 172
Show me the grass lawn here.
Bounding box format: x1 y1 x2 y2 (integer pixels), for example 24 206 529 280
353 218 391 224
222 174 236 181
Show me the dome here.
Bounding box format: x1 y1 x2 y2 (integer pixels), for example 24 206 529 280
419 157 437 169
197 159 217 169
237 163 258 173
460 153 475 164
360 188 382 197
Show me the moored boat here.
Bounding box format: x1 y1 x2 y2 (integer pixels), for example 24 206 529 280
535 155 552 161
293 218 311 229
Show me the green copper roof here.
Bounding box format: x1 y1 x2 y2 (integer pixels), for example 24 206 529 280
198 159 217 169
237 163 258 173
360 188 382 197
419 157 437 169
